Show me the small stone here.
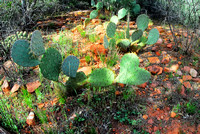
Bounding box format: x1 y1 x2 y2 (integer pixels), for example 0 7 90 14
183 66 190 72
148 57 160 64
170 64 179 72
180 85 186 96
167 43 173 49
1 79 10 95
143 114 148 120
147 65 162 75
152 46 159 51
156 38 163 44
137 82 147 88
11 83 20 93
176 70 182 76
182 75 192 81
161 56 170 64
192 78 200 83
183 81 192 89
170 111 176 118
164 67 170 73
26 80 41 93
26 112 35 125
190 68 198 77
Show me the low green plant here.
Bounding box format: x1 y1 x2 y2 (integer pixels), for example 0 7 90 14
186 101 197 115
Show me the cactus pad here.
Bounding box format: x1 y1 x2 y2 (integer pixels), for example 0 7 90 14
136 14 149 31
84 18 91 28
66 71 87 91
118 8 127 20
30 30 45 56
90 10 98 19
146 28 159 45
40 48 62 81
109 38 116 48
116 53 151 85
132 4 141 15
131 30 143 42
110 15 119 25
104 35 109 49
11 40 40 67
116 39 131 51
88 68 115 87
106 22 116 38
62 55 79 78
96 2 103 10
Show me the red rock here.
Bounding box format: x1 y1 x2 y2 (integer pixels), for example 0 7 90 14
26 112 35 125
11 83 20 93
148 57 160 64
150 81 159 88
161 56 170 64
156 38 163 44
197 124 200 132
167 43 173 49
183 66 190 72
192 78 200 83
183 81 192 89
152 46 159 51
170 64 179 72
180 85 186 96
137 82 147 88
155 51 161 56
164 67 170 73
148 118 154 124
78 67 92 75
26 80 41 93
182 75 192 81
1 79 10 95
147 65 162 75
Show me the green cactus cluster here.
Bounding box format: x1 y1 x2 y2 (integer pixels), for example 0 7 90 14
104 11 160 52
1 31 31 48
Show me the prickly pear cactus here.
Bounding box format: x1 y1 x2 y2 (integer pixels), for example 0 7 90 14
109 38 116 48
66 71 87 92
110 15 119 25
116 39 131 51
11 40 40 67
30 30 45 56
116 53 151 85
104 35 109 49
40 48 62 81
84 18 91 28
132 4 141 15
131 30 143 42
88 68 115 87
118 8 127 20
96 2 103 10
136 14 149 31
106 22 116 38
90 10 98 19
146 28 159 45
62 55 80 78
